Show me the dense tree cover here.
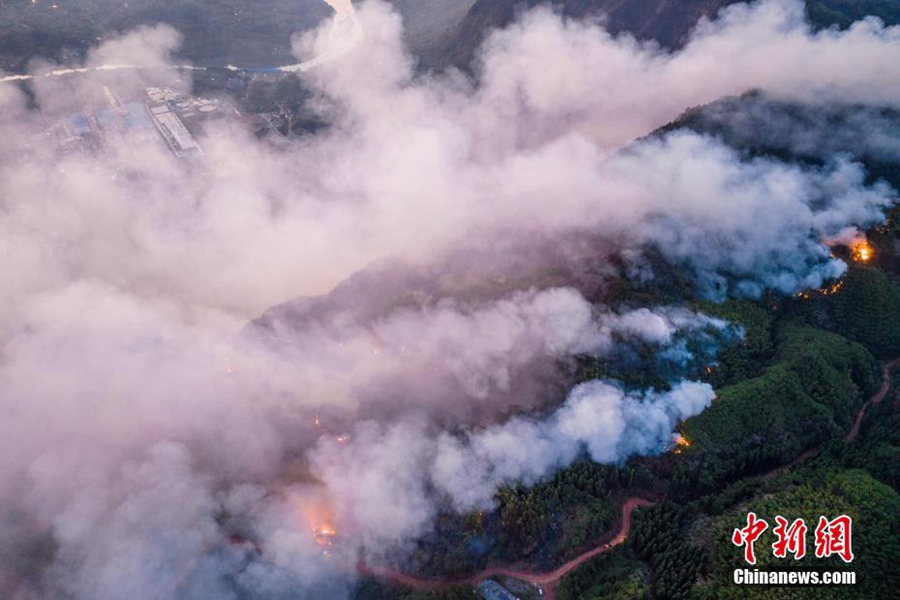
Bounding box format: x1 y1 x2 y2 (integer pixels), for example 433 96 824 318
376 100 900 597
695 470 900 599
407 461 635 576
868 206 900 285
693 300 775 386
556 276 898 597
391 268 898 598
805 0 900 30
558 465 900 599
558 328 898 599
557 552 650 600
578 345 673 393
405 511 491 577
775 325 879 421
560 462 900 599
819 383 900 492
603 247 698 308
672 325 876 495
492 462 629 565
355 578 473 600
828 266 900 358
629 503 705 599
398 258 898 596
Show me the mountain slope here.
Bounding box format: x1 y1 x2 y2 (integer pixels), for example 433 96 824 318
0 0 474 72
421 0 900 72
419 0 745 70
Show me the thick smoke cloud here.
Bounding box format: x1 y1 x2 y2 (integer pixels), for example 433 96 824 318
0 0 899 598
252 287 729 421
310 380 714 546
614 133 891 297
677 90 900 165
475 0 900 148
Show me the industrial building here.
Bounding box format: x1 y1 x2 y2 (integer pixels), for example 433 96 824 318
147 103 203 158
47 85 227 159
477 580 520 600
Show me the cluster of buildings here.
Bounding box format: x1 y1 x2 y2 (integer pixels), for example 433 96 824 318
49 85 225 159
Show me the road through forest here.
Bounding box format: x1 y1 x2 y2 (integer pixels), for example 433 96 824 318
364 356 900 597
359 497 654 599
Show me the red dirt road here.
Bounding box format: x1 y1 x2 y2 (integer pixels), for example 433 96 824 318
362 358 900 596
763 356 900 481
360 497 653 599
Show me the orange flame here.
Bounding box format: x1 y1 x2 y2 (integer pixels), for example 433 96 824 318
673 434 691 454
306 503 338 547
313 523 337 547
287 490 340 549
795 279 844 300
852 239 873 263
823 280 844 295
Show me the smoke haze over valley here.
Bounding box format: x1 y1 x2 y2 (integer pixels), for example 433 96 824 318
1 0 900 598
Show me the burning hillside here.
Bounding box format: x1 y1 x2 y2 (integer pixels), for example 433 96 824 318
1 1 899 599
852 239 874 263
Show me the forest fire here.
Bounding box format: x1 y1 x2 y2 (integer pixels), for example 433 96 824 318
306 503 339 547
852 239 874 263
285 489 341 550
824 280 844 295
672 434 691 454
797 234 872 301
823 231 874 264
795 279 844 300
313 522 338 547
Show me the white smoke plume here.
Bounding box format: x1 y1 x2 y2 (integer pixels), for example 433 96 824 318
285 0 365 73
0 0 899 598
676 91 900 165
251 286 729 416
474 0 900 149
310 380 714 545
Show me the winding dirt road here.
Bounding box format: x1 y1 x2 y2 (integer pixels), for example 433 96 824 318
364 358 900 597
845 357 900 442
762 356 900 481
360 497 653 599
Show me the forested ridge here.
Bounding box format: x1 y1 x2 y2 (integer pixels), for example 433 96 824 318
359 91 900 600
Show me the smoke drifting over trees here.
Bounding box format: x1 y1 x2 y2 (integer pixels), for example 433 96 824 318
0 1 899 597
